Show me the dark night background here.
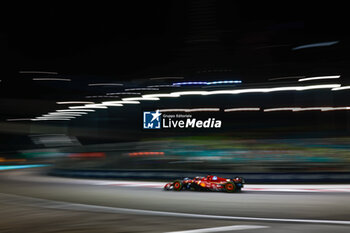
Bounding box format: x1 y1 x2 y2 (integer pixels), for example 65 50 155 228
1 1 350 149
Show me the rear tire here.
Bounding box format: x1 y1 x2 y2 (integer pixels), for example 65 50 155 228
173 181 183 191
224 182 236 193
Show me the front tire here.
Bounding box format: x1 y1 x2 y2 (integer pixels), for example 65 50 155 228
173 181 183 191
224 182 236 193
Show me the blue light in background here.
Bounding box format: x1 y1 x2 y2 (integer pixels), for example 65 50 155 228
0 164 50 171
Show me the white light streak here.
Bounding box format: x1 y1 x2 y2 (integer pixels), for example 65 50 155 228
292 107 327 112
224 108 260 112
292 41 339 50
171 91 208 96
298 75 340 82
56 109 95 112
264 106 350 112
35 116 74 119
122 97 159 101
264 108 297 112
101 101 139 105
42 115 77 118
100 102 124 107
31 118 71 121
321 107 350 111
48 112 86 115
142 93 179 98
69 104 108 109
332 86 350 91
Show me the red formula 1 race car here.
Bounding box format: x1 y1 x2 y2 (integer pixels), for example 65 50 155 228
164 175 245 193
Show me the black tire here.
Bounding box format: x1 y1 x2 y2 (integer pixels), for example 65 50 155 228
173 181 183 191
224 182 236 193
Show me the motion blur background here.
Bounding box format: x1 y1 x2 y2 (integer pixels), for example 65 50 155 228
1 1 350 180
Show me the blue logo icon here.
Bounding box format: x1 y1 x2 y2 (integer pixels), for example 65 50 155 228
143 110 162 129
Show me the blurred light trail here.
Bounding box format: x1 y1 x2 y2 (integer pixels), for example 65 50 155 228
264 107 298 112
6 118 32 121
292 41 339 50
173 81 207 85
264 106 350 112
122 97 159 101
164 225 269 233
0 164 49 170
332 86 350 91
142 93 180 98
69 104 108 109
56 109 95 112
293 107 330 112
321 107 350 111
31 118 71 121
298 75 340 82
0 157 26 162
39 116 76 119
43 115 78 118
100 102 124 107
32 78 71 81
19 71 58 75
224 108 260 112
35 116 76 119
124 88 159 91
158 108 220 112
101 101 139 105
143 84 339 99
88 83 123 86
56 101 95 104
129 152 164 156
202 84 341 95
135 84 342 102
149 77 184 80
50 112 88 114
207 80 242 85
47 113 84 116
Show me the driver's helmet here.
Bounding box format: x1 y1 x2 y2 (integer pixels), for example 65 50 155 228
212 176 218 180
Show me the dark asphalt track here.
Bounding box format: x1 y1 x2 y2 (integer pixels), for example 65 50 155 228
1 168 350 232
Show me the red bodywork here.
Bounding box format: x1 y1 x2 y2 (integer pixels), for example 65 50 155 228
164 175 245 192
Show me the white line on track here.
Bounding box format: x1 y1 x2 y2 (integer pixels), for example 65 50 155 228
163 225 269 233
1 193 350 226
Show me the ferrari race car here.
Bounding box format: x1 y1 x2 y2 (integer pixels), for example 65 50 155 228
164 175 245 193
